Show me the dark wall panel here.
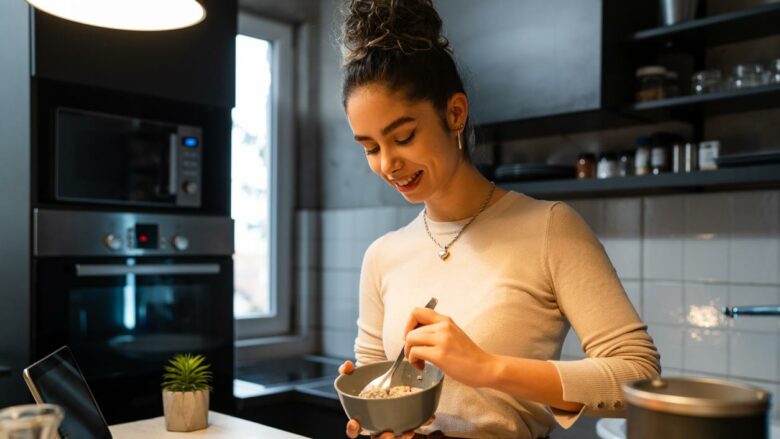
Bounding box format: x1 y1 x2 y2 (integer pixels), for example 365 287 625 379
33 0 237 108
436 0 602 124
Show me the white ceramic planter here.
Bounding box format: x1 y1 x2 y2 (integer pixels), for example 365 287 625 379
162 389 209 432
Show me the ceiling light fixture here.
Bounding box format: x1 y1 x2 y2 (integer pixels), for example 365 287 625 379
25 0 206 31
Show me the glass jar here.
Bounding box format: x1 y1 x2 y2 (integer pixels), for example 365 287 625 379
636 66 667 102
597 153 618 179
768 58 780 84
651 146 668 175
729 64 767 89
576 153 596 179
691 69 722 95
634 136 651 176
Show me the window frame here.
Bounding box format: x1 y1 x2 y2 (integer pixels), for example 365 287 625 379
234 12 295 339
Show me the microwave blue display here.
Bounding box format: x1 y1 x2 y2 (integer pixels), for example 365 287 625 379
182 137 199 148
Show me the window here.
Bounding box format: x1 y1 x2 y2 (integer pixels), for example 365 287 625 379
233 13 294 338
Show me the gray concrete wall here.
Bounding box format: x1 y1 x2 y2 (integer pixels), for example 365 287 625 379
0 0 32 407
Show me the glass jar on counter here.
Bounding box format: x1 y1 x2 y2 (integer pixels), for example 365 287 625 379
576 153 596 179
691 69 722 95
634 136 651 176
597 153 619 179
636 66 667 102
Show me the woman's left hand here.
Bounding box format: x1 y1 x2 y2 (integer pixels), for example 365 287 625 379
403 308 495 388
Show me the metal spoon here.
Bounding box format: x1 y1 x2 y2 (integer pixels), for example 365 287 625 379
360 297 438 397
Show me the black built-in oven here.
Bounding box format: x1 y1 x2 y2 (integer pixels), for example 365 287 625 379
32 209 234 424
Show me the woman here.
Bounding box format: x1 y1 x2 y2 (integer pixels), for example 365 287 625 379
337 1 661 438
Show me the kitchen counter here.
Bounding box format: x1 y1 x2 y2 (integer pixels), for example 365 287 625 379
109 411 307 438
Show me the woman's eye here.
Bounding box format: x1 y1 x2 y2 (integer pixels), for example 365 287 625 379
365 146 380 155
395 130 415 145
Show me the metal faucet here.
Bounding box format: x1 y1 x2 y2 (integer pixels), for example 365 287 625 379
722 305 780 318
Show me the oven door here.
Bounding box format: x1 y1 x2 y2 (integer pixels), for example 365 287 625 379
33 256 233 423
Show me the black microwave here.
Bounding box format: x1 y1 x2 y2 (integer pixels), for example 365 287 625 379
54 108 203 208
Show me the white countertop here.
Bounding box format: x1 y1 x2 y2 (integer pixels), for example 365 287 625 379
109 411 307 439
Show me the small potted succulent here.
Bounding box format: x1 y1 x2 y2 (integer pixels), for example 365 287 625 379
161 353 213 432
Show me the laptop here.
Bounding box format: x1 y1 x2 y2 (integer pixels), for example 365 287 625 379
23 346 113 439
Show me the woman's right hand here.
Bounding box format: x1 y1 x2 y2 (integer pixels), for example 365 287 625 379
339 360 427 439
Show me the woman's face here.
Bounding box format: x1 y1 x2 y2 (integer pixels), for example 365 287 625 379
345 84 464 204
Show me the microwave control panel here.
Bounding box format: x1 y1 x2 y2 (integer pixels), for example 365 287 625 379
176 125 203 208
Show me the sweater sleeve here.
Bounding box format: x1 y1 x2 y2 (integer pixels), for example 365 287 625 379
544 202 661 428
354 237 388 366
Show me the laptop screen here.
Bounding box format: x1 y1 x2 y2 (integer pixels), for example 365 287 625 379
24 346 112 439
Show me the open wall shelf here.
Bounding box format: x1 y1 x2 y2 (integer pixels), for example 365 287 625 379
628 83 780 122
629 2 780 49
498 164 780 199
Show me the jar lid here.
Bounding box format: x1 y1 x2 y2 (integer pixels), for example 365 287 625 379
636 66 666 77
623 377 770 418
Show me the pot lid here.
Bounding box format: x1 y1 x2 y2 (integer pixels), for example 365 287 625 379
623 376 771 417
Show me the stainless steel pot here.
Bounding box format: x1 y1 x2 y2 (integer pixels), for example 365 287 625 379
660 0 699 25
623 376 771 439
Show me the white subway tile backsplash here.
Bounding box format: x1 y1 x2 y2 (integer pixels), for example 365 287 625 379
322 294 359 331
684 194 732 283
730 191 779 284
603 238 641 280
684 329 728 375
648 325 684 369
728 285 780 333
643 196 685 280
684 283 729 329
644 281 685 325
398 206 421 227
730 331 779 382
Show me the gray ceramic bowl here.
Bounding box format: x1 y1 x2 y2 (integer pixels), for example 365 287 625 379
334 360 444 436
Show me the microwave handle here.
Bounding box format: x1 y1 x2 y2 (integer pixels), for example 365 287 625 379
75 263 221 277
169 133 178 196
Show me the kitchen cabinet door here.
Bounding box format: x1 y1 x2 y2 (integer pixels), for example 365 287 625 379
437 0 602 124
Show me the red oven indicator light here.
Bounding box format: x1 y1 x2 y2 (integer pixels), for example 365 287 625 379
139 234 149 243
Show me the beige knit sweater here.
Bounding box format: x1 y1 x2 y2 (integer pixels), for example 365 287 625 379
354 191 660 439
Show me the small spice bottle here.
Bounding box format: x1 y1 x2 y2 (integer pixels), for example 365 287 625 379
634 136 651 176
619 151 635 177
576 153 596 179
651 145 668 175
597 153 618 179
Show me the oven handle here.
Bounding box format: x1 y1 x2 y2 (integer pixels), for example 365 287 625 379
75 263 221 277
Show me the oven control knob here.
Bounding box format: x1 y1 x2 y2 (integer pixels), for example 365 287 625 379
172 235 190 251
182 181 198 194
103 234 122 251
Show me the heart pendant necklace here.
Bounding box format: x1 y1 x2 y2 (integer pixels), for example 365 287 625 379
423 182 495 261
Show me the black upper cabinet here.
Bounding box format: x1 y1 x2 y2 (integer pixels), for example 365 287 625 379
32 0 237 108
436 0 656 141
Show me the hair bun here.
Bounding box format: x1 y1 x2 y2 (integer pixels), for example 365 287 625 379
341 0 450 64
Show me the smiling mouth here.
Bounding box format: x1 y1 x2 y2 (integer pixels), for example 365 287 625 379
392 170 422 188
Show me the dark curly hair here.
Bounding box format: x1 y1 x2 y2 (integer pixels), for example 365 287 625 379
340 0 471 159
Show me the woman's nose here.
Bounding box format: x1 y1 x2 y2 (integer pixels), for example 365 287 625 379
379 146 402 176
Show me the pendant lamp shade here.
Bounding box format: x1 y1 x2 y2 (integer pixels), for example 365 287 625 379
26 0 206 31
